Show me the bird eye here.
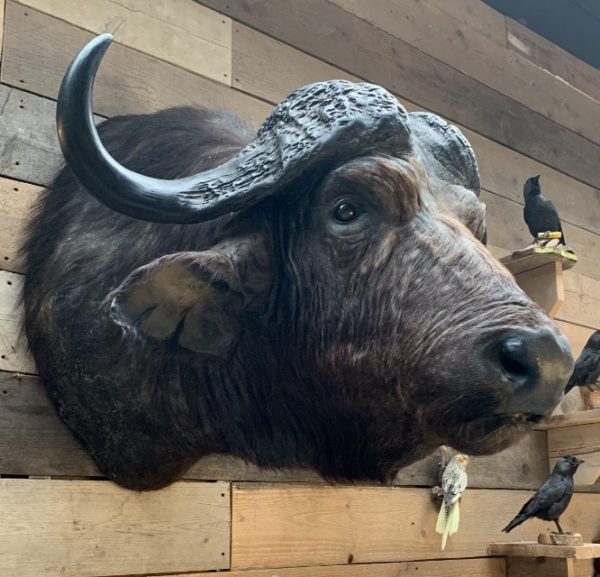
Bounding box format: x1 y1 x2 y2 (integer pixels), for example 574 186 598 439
333 202 358 223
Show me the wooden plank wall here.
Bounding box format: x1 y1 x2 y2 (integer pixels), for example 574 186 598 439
0 0 599 576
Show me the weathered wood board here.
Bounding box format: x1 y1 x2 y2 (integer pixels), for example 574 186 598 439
506 557 593 577
507 18 600 103
0 176 42 273
0 372 552 490
1 2 271 125
156 557 507 577
0 84 64 185
0 478 230 577
0 270 36 374
230 484 600 569
331 0 600 146
515 261 564 318
17 0 232 84
233 23 361 104
203 0 600 190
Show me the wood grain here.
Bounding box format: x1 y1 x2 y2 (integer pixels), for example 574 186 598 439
155 557 507 577
230 484 600 569
0 176 42 273
0 270 36 374
332 0 600 146
548 423 600 458
0 84 64 185
202 0 600 190
17 0 232 85
490 541 600 559
515 261 564 318
330 0 506 48
2 2 271 125
0 478 230 577
0 372 552 489
506 557 594 577
233 23 361 104
507 18 600 103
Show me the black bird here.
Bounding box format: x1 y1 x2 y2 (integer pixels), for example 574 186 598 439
523 175 566 245
502 455 584 534
564 330 600 394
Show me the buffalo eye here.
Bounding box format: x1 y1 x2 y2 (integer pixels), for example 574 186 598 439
333 201 358 223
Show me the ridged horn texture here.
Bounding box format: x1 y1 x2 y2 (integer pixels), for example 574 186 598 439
56 33 413 224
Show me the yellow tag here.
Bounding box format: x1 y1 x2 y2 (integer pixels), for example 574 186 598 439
537 231 562 239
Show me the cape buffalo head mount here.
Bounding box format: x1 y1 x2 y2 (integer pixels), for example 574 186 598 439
23 34 573 490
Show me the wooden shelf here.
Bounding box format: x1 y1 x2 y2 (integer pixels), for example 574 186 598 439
535 409 600 431
500 246 578 276
489 541 600 559
499 246 578 319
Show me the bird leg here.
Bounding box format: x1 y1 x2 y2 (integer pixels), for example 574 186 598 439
554 519 565 534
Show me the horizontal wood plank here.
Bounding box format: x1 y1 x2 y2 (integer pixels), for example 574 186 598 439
2 2 271 125
202 0 600 190
490 541 600 559
0 372 552 489
332 0 600 146
507 18 600 103
0 176 42 273
506 557 594 577
17 0 232 84
0 271 36 373
548 423 600 458
230 484 600 569
0 478 230 577
156 557 507 577
0 84 64 185
422 0 507 46
233 23 361 104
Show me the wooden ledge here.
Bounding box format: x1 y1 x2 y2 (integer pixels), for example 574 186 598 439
500 246 578 276
489 541 600 559
535 409 600 430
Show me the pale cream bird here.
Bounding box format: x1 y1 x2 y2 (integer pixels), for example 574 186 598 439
435 453 470 550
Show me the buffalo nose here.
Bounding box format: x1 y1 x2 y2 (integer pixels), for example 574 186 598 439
489 328 573 416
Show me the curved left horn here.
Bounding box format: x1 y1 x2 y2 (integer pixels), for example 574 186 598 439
57 34 413 224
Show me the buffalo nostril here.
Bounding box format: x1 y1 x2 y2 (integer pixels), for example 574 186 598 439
498 337 537 387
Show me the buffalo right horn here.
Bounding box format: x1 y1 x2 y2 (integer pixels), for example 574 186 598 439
56 34 414 224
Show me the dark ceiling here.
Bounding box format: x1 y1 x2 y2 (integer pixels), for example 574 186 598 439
482 0 600 70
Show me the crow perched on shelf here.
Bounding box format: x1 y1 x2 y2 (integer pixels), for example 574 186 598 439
523 175 566 245
564 330 600 394
502 455 583 534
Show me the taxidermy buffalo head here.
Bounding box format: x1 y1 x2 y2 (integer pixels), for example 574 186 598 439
22 34 573 490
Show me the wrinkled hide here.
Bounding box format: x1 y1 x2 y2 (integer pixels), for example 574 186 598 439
23 63 573 489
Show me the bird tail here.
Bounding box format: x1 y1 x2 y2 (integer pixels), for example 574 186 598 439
436 501 460 550
502 514 526 533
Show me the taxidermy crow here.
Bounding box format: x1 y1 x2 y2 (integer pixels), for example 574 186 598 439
436 454 469 550
523 175 565 245
502 455 583 534
564 330 600 394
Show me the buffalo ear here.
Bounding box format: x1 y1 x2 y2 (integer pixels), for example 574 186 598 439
107 235 270 359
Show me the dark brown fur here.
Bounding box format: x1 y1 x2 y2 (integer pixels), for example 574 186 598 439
23 106 570 490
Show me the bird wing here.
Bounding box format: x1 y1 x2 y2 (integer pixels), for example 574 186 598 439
518 478 569 517
442 465 467 507
566 348 600 391
524 196 563 237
